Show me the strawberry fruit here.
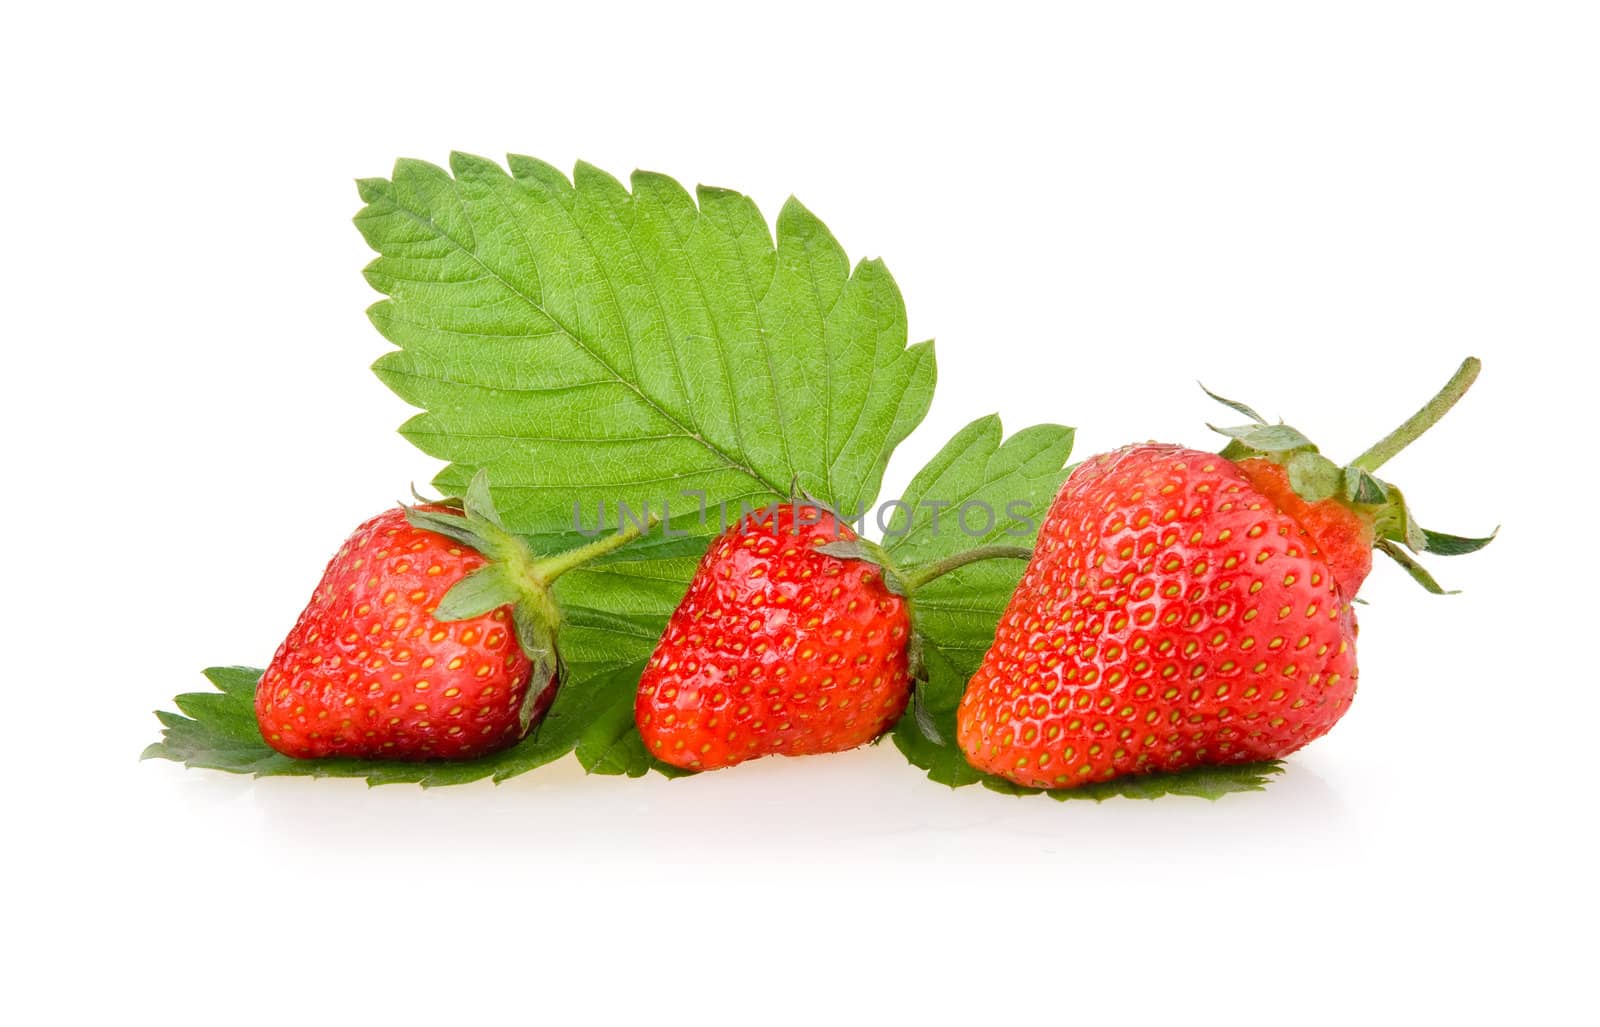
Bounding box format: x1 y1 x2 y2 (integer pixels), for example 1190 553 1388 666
636 504 912 770
256 472 647 761
957 359 1493 789
636 503 1031 771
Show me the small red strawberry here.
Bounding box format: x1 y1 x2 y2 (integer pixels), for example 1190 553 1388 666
256 472 647 761
958 359 1493 789
636 503 1030 771
636 504 911 769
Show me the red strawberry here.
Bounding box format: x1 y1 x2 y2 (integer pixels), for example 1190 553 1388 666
257 506 538 759
636 504 916 770
958 359 1493 789
256 472 648 761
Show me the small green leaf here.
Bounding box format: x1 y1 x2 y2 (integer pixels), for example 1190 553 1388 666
402 505 483 550
1199 384 1269 425
461 468 503 528
1286 450 1342 502
434 565 520 620
1041 761 1283 801
1365 479 1431 555
1217 439 1257 463
1421 526 1498 556
891 644 990 787
1403 510 1429 554
816 538 874 562
884 415 1074 569
904 630 927 684
409 483 462 509
511 604 560 726
1376 538 1458 594
1208 423 1315 453
909 677 943 747
1343 466 1389 505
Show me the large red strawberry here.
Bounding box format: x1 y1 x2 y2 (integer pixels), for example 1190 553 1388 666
636 503 1030 771
958 359 1493 789
257 472 647 760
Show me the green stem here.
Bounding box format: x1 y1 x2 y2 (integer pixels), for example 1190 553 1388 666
902 544 1034 592
531 514 659 584
1350 357 1481 473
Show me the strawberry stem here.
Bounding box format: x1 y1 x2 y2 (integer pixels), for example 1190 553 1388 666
902 545 1033 592
531 514 660 584
1350 357 1481 473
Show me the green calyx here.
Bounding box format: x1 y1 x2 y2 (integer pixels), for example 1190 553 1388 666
404 469 655 728
1204 357 1496 594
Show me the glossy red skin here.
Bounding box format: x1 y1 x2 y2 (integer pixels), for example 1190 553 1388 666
958 445 1366 789
636 505 912 770
256 508 547 760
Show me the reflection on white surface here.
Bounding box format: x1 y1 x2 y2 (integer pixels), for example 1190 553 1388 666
186 744 1357 865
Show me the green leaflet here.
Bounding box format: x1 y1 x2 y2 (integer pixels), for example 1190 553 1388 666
1035 761 1283 801
355 154 936 535
886 415 1281 800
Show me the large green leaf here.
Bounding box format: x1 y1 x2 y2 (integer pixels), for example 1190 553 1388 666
354 154 936 535
887 414 1076 656
885 416 1280 800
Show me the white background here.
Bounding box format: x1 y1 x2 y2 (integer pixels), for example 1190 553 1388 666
7 2 1596 1022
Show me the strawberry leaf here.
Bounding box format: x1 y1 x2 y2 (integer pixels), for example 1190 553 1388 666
1198 384 1269 425
883 416 1282 800
1420 526 1498 556
355 154 935 536
1041 761 1283 801
1286 450 1342 502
